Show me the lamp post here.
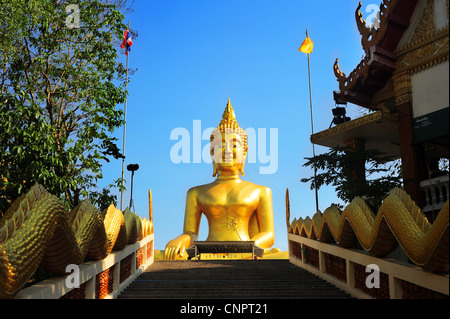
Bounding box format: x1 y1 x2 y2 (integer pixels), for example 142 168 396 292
127 163 139 212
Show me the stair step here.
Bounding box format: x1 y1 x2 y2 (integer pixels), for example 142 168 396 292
119 260 352 299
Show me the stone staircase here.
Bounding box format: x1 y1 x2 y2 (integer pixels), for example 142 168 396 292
119 260 352 299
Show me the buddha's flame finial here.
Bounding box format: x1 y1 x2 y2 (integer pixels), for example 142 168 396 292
222 98 236 121
219 98 240 131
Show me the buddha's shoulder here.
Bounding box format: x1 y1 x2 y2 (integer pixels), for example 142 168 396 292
186 182 215 194
187 181 272 194
241 181 272 195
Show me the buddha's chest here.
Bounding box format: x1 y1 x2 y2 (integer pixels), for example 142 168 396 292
197 184 259 217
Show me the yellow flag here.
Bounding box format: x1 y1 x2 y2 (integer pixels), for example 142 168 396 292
298 35 313 54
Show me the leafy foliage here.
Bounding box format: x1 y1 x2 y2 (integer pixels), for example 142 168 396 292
0 0 133 213
301 146 403 211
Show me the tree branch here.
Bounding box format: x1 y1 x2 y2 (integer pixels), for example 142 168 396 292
23 37 36 105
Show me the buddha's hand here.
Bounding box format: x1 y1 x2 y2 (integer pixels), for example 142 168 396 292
164 234 191 260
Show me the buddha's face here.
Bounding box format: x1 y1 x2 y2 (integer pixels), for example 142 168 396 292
211 132 246 173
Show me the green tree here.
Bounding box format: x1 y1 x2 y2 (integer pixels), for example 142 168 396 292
0 0 134 213
301 146 403 212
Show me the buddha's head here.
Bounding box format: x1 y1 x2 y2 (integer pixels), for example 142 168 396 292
210 99 248 177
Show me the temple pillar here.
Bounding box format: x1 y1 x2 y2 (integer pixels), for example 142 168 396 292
343 137 367 197
397 101 423 207
393 70 424 208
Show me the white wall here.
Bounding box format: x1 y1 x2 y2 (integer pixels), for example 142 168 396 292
411 60 449 118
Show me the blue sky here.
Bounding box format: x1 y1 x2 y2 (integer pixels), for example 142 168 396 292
98 0 378 252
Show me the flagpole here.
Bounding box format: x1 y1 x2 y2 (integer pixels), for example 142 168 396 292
305 29 319 214
120 21 130 212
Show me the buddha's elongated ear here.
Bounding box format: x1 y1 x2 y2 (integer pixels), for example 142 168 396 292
239 153 247 176
212 162 218 177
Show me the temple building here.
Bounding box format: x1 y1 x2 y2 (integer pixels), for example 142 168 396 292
312 0 449 221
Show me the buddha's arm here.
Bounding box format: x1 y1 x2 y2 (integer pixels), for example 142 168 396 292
182 187 202 242
251 187 275 249
164 188 201 260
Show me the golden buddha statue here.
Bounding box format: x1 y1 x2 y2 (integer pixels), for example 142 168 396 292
164 99 275 260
